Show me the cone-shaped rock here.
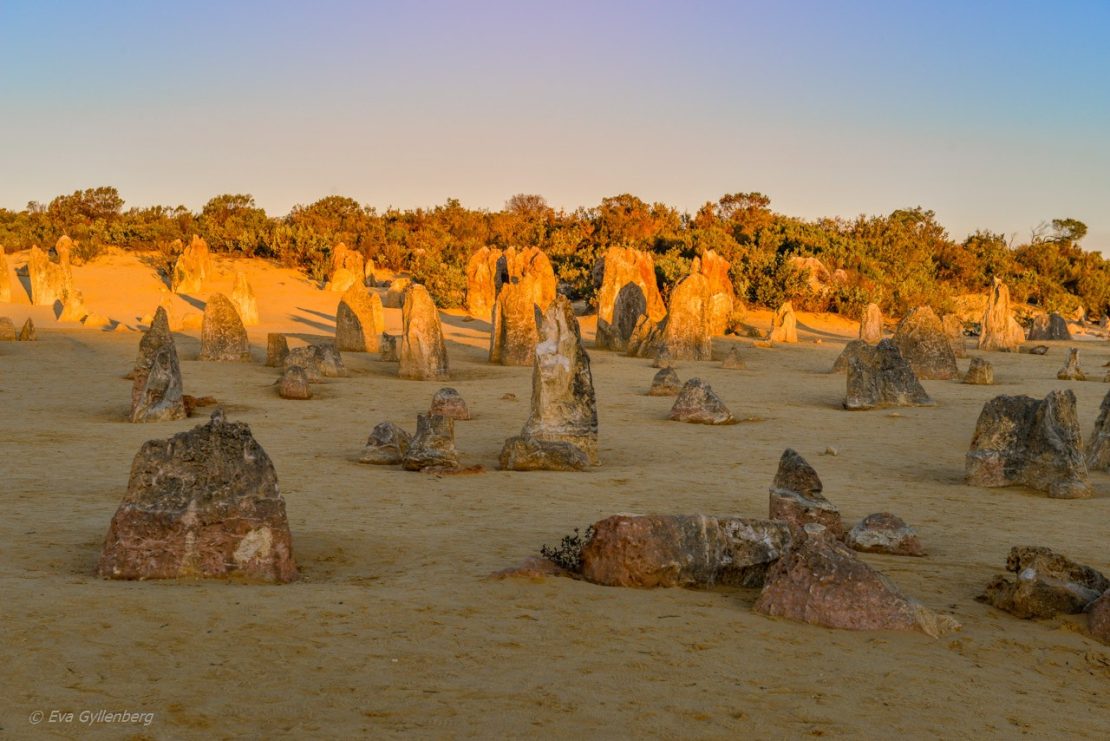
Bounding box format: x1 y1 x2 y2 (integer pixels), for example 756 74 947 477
768 449 844 538
402 413 458 471
669 378 734 424
230 271 259 326
580 514 793 588
846 513 925 556
966 390 1091 499
859 303 883 343
1057 348 1085 380
1028 312 1071 341
769 301 798 343
18 317 35 341
489 276 539 366
661 273 713 360
335 284 384 352
97 410 297 582
465 246 501 320
979 278 1025 352
130 344 187 422
963 357 994 385
647 367 682 396
844 339 932 410
360 422 412 464
1084 388 1110 471
980 546 1108 619
198 293 250 361
892 306 958 380
399 284 449 380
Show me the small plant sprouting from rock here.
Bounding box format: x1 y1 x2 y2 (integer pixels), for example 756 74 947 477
540 526 594 573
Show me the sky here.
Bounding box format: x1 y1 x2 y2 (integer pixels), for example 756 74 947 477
2 0 1108 250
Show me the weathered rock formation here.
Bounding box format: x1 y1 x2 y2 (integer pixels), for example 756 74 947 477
1084 388 1110 471
660 273 713 360
497 247 556 312
0 249 12 302
277 366 312 400
28 243 74 306
1089 592 1110 644
720 346 745 369
359 422 412 464
335 284 384 352
980 546 1108 619
832 339 870 373
383 277 410 308
430 387 470 420
845 513 925 556
753 525 958 635
489 276 540 366
465 246 501 319
844 339 932 410
769 301 798 343
696 249 736 336
647 367 682 396
230 271 259 326
0 317 16 340
58 290 89 322
580 514 793 588
942 314 968 358
326 243 365 293
379 333 399 362
198 293 251 362
1028 345 1049 355
282 344 346 381
596 282 648 352
859 303 883 343
18 317 35 341
266 333 289 367
595 246 667 350
401 413 459 471
498 436 589 472
768 449 844 538
892 306 958 380
97 410 297 582
129 344 186 422
978 278 1025 352
669 378 734 424
1028 312 1071 341
966 390 1091 499
1057 348 1085 380
963 357 994 385
171 236 211 294
399 284 449 380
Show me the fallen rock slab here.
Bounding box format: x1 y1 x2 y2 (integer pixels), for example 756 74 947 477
979 546 1109 619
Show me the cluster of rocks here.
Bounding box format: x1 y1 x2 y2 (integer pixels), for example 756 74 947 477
0 317 35 342
593 246 668 351
979 546 1108 643
466 246 556 322
171 236 212 294
360 388 471 471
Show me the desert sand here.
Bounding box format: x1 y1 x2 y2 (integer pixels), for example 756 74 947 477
1 249 1108 738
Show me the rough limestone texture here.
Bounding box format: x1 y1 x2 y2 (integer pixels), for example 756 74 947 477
768 449 844 539
892 306 959 380
595 246 667 350
171 236 211 294
979 278 1026 352
198 294 251 362
335 284 384 353
580 514 793 588
669 378 734 425
720 346 745 369
769 301 798 343
1089 592 1110 644
859 303 883 343
359 422 412 464
966 390 1091 499
465 246 501 320
1028 313 1072 341
0 317 16 340
399 284 449 380
651 347 674 369
277 366 312 400
832 340 871 373
383 277 411 309
401 413 459 471
58 291 90 322
963 357 994 385
498 436 589 472
980 546 1109 619
430 387 470 420
266 333 289 367
519 296 598 464
1057 348 1085 380
129 344 186 422
489 276 540 366
648 367 683 396
496 247 556 313
626 313 666 360
230 271 259 326
283 344 346 382
97 410 297 582
697 250 736 336
942 314 968 359
753 526 959 636
661 273 713 360
846 513 925 557
844 339 933 410
18 317 35 341
28 244 73 307
379 333 399 362
596 282 648 352
1084 388 1110 471
326 243 365 293
0 249 12 302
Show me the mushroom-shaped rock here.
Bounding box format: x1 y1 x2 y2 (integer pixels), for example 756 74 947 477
498 436 589 472
966 390 1091 499
97 410 297 582
844 339 932 410
402 413 459 471
753 525 959 635
277 366 312 400
266 333 289 367
430 387 470 420
580 514 793 588
979 278 1025 352
769 301 798 343
1028 313 1072 341
668 378 734 425
198 293 250 362
1085 388 1110 471
963 357 994 385
768 449 844 538
1057 348 1086 380
399 284 449 380
892 306 958 380
359 422 412 465
859 303 883 343
979 546 1108 619
845 513 925 556
335 284 384 352
647 367 682 396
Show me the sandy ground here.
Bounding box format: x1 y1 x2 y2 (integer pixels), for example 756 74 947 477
1 250 1108 739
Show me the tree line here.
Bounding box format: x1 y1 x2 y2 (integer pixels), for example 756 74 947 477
1 186 1106 318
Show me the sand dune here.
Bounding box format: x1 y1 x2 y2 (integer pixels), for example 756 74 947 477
1 251 1107 737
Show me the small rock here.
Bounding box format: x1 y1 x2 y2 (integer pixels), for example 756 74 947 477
430 387 470 420
963 357 994 385
1057 347 1086 380
768 449 845 538
720 346 746 369
278 366 312 400
846 512 925 556
401 413 458 471
669 378 735 424
979 546 1109 619
359 422 412 464
647 367 682 396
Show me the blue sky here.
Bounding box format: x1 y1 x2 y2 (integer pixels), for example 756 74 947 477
2 1 1108 249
